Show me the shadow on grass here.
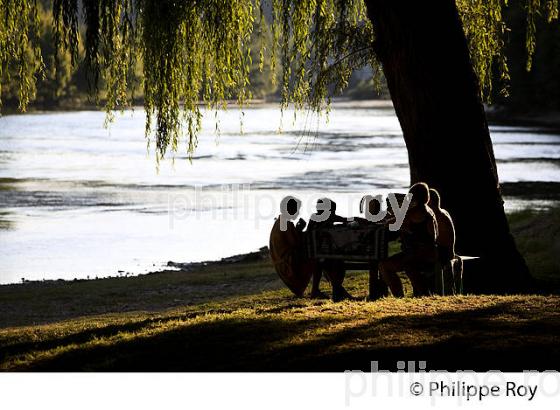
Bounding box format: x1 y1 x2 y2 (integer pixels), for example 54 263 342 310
0 307 237 360
5 301 559 371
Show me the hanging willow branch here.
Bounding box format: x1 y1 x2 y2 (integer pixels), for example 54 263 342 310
0 0 558 159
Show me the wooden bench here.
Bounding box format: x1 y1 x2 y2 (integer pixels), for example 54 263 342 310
433 255 478 295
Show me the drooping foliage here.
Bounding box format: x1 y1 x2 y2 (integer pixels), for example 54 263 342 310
0 0 44 110
0 0 558 159
494 0 560 112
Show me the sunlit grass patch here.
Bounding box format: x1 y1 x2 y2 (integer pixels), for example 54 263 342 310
1 287 559 371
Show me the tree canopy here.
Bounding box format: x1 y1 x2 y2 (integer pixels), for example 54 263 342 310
0 0 558 160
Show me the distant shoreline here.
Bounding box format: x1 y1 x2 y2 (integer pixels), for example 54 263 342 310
486 109 560 130
0 98 393 116
2 98 559 129
2 247 271 288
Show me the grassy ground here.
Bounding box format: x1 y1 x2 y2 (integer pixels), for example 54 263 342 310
0 209 559 371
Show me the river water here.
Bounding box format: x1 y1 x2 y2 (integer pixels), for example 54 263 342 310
1 102 559 283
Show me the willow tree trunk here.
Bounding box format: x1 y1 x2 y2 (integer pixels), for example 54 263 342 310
364 0 532 293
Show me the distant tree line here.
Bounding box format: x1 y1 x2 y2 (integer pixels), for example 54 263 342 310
492 1 560 114
0 1 280 111
1 1 557 115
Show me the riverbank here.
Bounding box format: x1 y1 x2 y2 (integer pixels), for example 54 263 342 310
0 208 559 370
0 98 393 117
5 99 560 129
0 248 273 328
486 108 560 130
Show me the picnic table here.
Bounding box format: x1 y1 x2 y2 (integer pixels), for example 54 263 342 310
306 222 389 299
306 222 466 297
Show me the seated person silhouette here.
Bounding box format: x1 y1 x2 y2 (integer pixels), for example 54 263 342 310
427 188 456 264
269 196 317 297
307 197 347 230
382 193 407 236
307 198 353 301
355 195 389 300
354 195 383 225
427 188 461 294
384 193 407 221
379 183 438 297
